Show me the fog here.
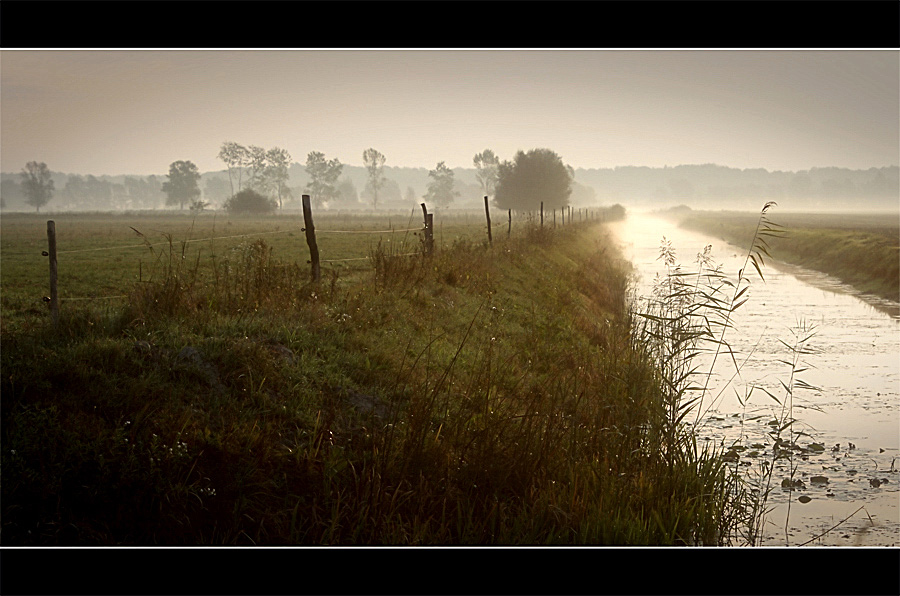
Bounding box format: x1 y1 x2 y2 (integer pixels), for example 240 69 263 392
1 50 898 181
1 162 896 214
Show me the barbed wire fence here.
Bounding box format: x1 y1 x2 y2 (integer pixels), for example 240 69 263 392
35 194 609 327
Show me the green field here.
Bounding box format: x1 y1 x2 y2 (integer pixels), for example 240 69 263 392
674 209 900 303
1 207 750 545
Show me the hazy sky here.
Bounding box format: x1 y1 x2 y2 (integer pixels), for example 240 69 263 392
1 49 897 176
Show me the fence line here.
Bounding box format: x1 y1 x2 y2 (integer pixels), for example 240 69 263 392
316 227 422 234
39 199 616 321
55 226 422 255
56 228 296 255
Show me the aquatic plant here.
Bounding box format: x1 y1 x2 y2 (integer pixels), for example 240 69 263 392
631 201 815 544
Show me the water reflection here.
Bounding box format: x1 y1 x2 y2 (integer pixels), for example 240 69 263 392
605 211 900 546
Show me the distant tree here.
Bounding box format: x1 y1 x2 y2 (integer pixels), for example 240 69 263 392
569 179 597 206
473 149 500 198
145 175 165 208
264 147 293 210
334 177 360 206
494 148 571 211
62 175 89 208
246 145 268 193
110 182 128 207
223 188 276 215
20 161 55 212
565 165 597 206
84 175 112 207
203 176 232 206
361 178 401 207
362 148 386 209
424 161 459 209
1 179 24 209
162 160 201 210
217 141 250 195
125 176 161 209
305 151 343 207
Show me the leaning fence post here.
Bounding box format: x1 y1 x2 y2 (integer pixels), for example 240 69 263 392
301 194 320 283
46 220 59 328
484 196 492 245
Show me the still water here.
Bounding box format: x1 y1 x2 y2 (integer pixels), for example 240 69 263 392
605 211 899 547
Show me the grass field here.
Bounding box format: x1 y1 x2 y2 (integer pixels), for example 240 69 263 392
1 206 750 545
673 209 900 303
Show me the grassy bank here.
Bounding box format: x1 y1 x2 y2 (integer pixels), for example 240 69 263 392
674 209 899 303
1 208 746 545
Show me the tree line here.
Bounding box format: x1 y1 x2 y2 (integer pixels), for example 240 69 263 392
3 146 589 215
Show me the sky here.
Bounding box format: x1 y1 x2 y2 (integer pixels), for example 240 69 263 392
1 49 898 177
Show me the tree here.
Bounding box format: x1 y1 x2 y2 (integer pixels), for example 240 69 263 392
334 177 360 207
217 141 250 196
305 151 343 207
203 176 232 207
1 179 24 209
223 188 277 215
493 148 571 211
161 160 201 210
124 176 165 209
264 147 293 210
424 161 459 209
246 145 268 193
362 148 386 209
405 186 418 205
361 178 401 207
473 149 500 198
20 162 55 213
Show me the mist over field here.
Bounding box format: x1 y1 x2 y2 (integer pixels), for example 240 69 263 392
2 49 897 216
2 163 897 214
3 42 900 566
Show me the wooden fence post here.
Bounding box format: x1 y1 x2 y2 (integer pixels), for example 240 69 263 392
301 194 320 283
484 196 492 245
540 201 544 228
421 203 434 255
46 220 59 328
507 209 511 238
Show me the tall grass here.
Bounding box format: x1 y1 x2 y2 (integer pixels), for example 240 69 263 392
631 202 800 544
724 318 823 546
2 207 746 545
677 209 899 303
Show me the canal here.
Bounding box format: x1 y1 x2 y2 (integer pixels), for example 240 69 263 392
606 210 899 546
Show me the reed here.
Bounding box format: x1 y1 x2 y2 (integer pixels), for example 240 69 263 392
629 202 844 544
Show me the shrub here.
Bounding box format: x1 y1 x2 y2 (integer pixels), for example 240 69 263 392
223 189 277 215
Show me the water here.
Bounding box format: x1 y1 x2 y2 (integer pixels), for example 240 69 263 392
605 211 900 547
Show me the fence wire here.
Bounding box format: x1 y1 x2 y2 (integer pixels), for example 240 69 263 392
38 222 429 303
33 208 602 306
